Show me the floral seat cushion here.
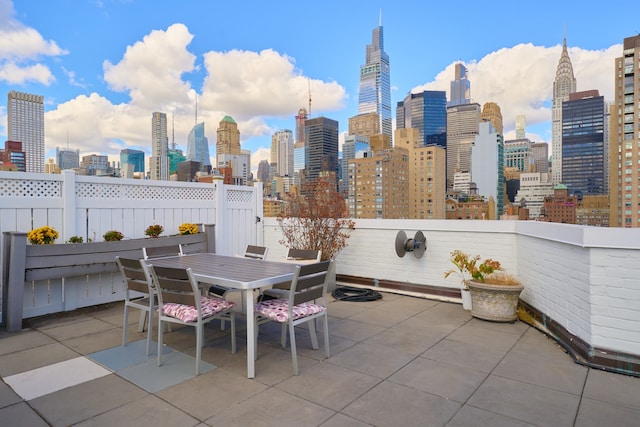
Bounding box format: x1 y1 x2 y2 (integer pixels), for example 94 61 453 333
255 299 325 323
162 296 234 323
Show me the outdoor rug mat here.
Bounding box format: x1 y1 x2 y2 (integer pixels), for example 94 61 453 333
87 339 215 393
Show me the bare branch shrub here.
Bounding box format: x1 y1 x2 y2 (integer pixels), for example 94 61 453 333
277 177 355 260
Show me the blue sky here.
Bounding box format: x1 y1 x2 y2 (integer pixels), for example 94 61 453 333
0 0 631 175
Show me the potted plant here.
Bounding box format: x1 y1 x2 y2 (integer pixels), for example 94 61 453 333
145 224 164 238
444 250 524 322
103 230 124 241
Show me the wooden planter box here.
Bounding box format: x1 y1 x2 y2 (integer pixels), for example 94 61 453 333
2 227 214 331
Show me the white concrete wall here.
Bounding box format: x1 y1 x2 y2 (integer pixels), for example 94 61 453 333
264 217 640 357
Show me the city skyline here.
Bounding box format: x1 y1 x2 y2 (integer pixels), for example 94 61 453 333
0 0 630 176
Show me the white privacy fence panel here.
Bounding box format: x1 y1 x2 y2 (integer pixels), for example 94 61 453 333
1 171 263 321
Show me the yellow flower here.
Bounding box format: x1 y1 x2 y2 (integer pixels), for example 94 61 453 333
178 223 199 235
28 226 58 244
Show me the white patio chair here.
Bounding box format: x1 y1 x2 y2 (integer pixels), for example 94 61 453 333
142 244 184 260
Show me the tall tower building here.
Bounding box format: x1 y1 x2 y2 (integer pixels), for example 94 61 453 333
295 108 307 144
480 102 504 135
216 116 241 155
270 129 294 177
342 133 370 200
504 138 532 172
530 142 549 173
551 36 577 185
151 112 169 180
396 91 447 148
562 90 606 199
186 122 210 172
357 20 392 143
7 91 45 173
610 35 640 227
304 117 339 185
515 114 526 139
472 121 505 217
446 103 481 190
448 63 471 107
394 128 446 219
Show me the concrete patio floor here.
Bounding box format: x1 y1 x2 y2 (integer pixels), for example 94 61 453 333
1 290 640 427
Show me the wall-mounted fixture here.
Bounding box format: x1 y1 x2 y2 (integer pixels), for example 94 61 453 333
395 230 426 258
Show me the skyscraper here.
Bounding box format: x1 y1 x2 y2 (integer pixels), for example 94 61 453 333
186 122 210 172
562 90 606 200
472 121 505 217
515 114 526 139
396 91 447 148
151 112 169 180
7 91 44 173
270 129 294 177
610 35 640 227
56 147 80 170
446 103 481 190
295 108 307 144
448 63 471 107
304 117 339 185
551 36 577 185
216 116 241 155
357 20 391 143
480 102 504 135
342 133 370 199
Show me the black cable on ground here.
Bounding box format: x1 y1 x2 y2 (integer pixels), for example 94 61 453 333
332 286 382 302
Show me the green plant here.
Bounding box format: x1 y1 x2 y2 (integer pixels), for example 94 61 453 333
145 224 164 238
103 230 124 241
27 226 59 245
444 250 503 289
277 176 355 261
178 223 199 235
67 236 84 244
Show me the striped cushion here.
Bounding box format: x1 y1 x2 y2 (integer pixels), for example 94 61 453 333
255 299 325 322
162 296 234 323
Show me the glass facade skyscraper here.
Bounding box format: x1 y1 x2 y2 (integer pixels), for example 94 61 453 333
56 147 80 170
357 23 391 143
562 90 606 200
186 122 210 171
396 90 447 148
120 148 145 176
304 117 339 185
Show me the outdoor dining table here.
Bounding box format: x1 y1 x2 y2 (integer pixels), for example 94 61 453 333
144 252 299 378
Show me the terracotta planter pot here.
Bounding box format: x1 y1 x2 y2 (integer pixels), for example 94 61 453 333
466 280 524 322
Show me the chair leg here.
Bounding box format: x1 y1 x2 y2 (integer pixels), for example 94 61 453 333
146 308 153 356
157 318 164 367
289 322 299 375
323 314 330 358
137 310 147 332
280 323 287 348
195 323 202 375
122 305 129 347
308 318 319 350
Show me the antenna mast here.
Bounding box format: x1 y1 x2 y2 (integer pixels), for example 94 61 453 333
308 79 312 117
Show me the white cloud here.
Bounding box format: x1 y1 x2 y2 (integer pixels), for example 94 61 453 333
0 0 67 85
103 23 197 110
